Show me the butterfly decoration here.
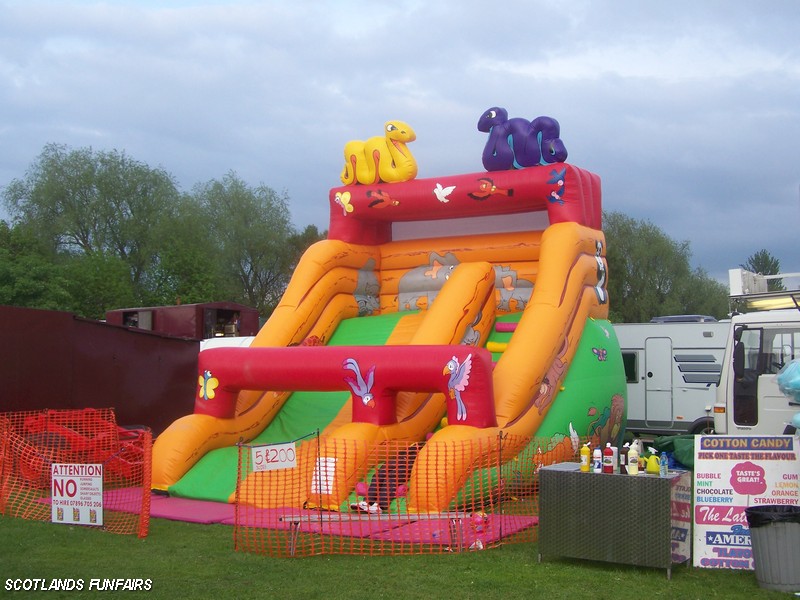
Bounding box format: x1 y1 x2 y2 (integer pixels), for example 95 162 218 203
198 369 219 401
334 191 354 216
592 347 607 361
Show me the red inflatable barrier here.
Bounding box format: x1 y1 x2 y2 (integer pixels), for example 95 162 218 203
328 165 601 244
196 345 497 429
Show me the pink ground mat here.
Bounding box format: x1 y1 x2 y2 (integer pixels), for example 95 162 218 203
62 488 538 544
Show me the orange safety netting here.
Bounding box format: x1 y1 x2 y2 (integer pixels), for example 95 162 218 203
0 408 152 538
234 433 583 556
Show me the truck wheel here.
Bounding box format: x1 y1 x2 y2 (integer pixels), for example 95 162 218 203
690 418 715 435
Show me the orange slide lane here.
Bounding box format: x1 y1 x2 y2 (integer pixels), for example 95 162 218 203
406 222 608 512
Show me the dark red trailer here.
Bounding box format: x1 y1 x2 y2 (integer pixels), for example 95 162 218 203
0 305 198 434
105 301 259 340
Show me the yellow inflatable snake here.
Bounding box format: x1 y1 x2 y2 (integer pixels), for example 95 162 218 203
340 120 418 185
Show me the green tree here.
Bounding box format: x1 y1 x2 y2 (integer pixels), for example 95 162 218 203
144 194 227 306
2 145 325 318
194 172 297 316
0 221 71 310
288 224 327 267
741 249 784 291
603 211 728 322
676 269 730 319
61 252 138 319
2 143 181 304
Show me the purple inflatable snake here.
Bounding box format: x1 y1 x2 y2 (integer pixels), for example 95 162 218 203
477 107 568 171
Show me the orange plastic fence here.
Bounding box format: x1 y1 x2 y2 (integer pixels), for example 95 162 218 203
0 408 152 538
234 433 583 556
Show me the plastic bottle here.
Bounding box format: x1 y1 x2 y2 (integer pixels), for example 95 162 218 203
619 443 629 475
627 443 639 475
659 451 669 477
592 446 602 473
646 447 660 474
580 443 591 472
630 438 644 473
602 443 614 473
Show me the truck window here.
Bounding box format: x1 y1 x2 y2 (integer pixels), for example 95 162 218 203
733 328 761 426
766 329 800 372
733 325 800 426
621 351 638 384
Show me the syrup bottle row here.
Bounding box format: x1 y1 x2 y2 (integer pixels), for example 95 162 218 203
579 439 668 477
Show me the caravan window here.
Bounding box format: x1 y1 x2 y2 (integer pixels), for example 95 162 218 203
122 310 152 330
621 351 638 384
203 308 243 339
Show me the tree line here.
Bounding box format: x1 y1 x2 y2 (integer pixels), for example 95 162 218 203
1 143 778 322
1 143 324 318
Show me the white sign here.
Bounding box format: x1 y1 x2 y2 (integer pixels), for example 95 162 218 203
250 442 297 472
51 464 103 527
693 435 799 570
311 457 336 495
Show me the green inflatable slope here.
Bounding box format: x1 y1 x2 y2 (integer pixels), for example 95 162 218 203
536 317 627 443
453 317 626 508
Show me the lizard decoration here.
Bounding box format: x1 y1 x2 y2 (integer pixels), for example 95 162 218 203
477 106 567 171
341 120 418 185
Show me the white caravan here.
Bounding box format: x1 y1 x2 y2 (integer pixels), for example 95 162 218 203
615 319 729 437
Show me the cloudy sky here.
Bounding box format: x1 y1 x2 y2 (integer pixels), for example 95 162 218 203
1 0 798 286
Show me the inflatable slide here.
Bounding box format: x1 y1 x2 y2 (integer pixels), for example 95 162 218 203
152 118 626 513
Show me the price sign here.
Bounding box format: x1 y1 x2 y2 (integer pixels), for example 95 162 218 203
251 442 297 472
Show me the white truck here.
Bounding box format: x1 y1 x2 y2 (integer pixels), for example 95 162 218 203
615 318 729 437
712 269 800 435
713 308 800 435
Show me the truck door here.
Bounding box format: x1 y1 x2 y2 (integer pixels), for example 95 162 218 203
732 325 800 433
756 374 794 433
645 336 673 428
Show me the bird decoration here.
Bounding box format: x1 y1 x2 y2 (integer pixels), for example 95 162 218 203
433 182 456 203
443 354 473 421
343 357 376 408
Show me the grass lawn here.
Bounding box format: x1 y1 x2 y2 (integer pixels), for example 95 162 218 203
0 515 784 599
